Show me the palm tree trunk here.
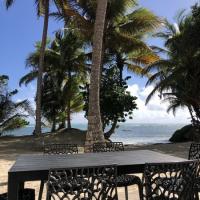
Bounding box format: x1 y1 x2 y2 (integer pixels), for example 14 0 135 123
67 66 72 129
116 53 123 85
85 0 108 152
58 119 66 130
34 0 49 136
51 116 56 132
67 106 71 129
104 118 118 140
188 105 195 125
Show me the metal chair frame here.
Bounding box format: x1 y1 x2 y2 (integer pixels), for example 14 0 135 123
46 165 118 200
38 143 79 200
142 160 200 200
188 143 200 200
93 142 142 200
93 142 124 153
43 143 78 155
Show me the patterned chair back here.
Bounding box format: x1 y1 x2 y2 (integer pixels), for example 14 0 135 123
44 143 78 154
142 160 199 200
93 142 124 152
188 143 200 160
47 165 118 200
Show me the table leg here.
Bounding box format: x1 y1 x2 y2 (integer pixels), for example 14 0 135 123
8 173 19 200
19 182 24 189
38 180 44 200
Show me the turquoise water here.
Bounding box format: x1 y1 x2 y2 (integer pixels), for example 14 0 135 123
3 123 187 145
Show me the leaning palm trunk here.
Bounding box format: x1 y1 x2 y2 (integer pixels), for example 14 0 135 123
67 103 71 129
34 0 49 135
85 0 108 152
104 118 118 140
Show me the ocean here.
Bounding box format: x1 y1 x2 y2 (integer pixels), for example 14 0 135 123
3 123 186 145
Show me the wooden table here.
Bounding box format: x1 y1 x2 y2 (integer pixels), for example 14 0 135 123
8 150 187 200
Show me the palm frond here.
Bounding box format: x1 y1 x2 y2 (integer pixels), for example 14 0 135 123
5 0 14 9
126 63 144 76
19 71 38 86
119 8 162 37
35 0 45 16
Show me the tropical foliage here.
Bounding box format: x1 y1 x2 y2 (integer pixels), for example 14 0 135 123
0 75 32 135
54 0 161 144
82 67 137 139
4 0 166 143
145 4 200 129
55 0 161 80
5 0 51 135
20 30 87 131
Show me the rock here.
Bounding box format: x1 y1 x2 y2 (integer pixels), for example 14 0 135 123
169 124 200 142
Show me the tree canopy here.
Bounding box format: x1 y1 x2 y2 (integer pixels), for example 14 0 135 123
145 4 200 129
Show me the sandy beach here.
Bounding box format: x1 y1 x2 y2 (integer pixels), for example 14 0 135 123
0 130 192 199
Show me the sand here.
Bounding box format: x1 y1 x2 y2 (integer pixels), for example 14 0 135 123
0 130 192 199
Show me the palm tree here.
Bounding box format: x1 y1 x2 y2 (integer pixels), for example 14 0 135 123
20 30 87 131
34 0 50 135
5 0 50 135
85 0 108 151
54 0 161 148
54 2 161 73
41 70 84 131
145 9 200 127
0 75 33 135
5 0 76 135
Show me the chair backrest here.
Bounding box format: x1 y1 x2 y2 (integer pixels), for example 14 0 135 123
142 160 199 200
46 165 118 200
93 142 124 152
43 143 78 154
188 143 200 160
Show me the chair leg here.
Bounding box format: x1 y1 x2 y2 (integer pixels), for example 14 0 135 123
125 186 128 200
38 181 44 200
137 183 143 200
195 191 199 200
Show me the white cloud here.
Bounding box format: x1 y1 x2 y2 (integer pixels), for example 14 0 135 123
127 84 190 124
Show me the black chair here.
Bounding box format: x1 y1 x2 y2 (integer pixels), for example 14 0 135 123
43 143 78 154
38 144 79 200
93 142 124 152
189 143 200 160
142 160 199 200
0 189 35 200
93 142 142 200
46 165 118 200
189 143 200 199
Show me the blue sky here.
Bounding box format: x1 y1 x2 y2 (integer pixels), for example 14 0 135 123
0 0 198 124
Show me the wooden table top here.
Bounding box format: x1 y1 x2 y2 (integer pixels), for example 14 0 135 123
9 150 187 173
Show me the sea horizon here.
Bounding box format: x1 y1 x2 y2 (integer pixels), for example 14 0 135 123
3 122 188 145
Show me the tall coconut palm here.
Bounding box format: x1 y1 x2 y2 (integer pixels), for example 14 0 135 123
54 0 161 147
34 0 50 135
5 0 50 135
85 0 108 151
5 0 75 135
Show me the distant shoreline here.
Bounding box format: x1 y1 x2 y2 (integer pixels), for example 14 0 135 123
2 123 187 145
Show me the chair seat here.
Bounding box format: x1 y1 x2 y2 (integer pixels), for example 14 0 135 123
115 174 141 187
0 189 35 200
